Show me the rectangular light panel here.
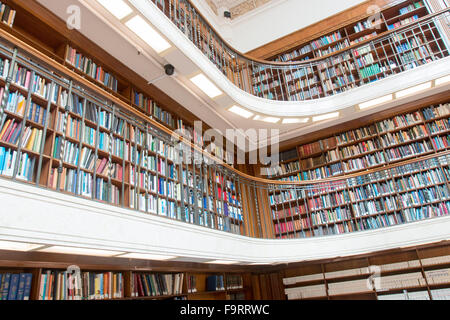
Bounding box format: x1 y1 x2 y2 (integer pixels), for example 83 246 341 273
125 15 171 53
396 82 432 98
97 0 133 20
190 74 223 98
228 105 254 119
312 112 339 122
359 94 393 109
38 246 123 257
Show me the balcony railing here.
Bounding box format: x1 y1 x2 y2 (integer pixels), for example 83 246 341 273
151 0 449 101
0 17 449 241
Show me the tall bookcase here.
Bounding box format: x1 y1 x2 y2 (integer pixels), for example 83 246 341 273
0 21 245 235
261 101 450 239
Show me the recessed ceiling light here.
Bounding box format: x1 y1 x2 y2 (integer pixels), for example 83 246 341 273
125 15 171 53
38 246 124 257
96 0 133 20
190 74 223 98
435 75 450 86
359 94 394 109
396 82 432 98
282 118 309 124
312 112 339 122
207 260 239 265
228 105 254 119
117 253 177 260
0 240 45 251
253 115 280 123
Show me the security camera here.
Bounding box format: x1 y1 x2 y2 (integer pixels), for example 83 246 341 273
224 11 231 18
164 64 175 76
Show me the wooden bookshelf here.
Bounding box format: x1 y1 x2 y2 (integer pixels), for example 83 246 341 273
263 100 450 239
0 250 254 301
281 241 450 300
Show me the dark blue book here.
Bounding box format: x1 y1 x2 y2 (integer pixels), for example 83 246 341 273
22 273 32 300
16 273 27 300
7 274 19 300
34 105 41 123
206 275 217 292
1 273 11 300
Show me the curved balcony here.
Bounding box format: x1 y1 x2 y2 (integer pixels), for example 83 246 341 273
147 0 449 103
0 10 449 256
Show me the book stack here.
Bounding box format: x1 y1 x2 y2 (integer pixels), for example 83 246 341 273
421 254 450 266
377 272 427 290
328 279 372 296
325 267 369 279
0 2 16 27
431 288 450 300
38 270 124 300
424 268 450 285
65 46 118 92
284 284 326 299
206 275 225 291
131 273 184 297
226 275 243 290
378 290 429 300
379 260 421 272
283 273 324 285
0 273 32 300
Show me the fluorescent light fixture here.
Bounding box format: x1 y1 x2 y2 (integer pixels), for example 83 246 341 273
97 0 133 20
312 112 339 122
359 94 393 110
282 118 309 124
125 15 171 53
0 240 45 251
38 246 123 257
253 115 281 123
208 260 239 265
117 253 176 260
396 82 432 98
228 105 254 119
435 75 450 86
190 74 223 98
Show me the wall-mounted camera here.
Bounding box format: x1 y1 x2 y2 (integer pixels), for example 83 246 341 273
224 11 231 18
164 64 175 76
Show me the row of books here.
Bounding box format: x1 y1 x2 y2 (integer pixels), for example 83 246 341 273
0 273 32 300
65 46 118 92
38 270 124 300
0 2 16 27
131 273 184 297
387 14 419 30
398 1 424 15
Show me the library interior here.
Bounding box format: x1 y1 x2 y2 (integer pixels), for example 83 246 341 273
0 0 449 302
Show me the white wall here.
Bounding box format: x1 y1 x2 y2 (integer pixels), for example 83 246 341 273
1 178 450 264
192 0 367 53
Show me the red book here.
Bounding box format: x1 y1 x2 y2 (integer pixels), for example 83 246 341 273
96 158 107 174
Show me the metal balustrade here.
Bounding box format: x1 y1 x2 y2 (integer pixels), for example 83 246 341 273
0 20 449 240
150 0 449 101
